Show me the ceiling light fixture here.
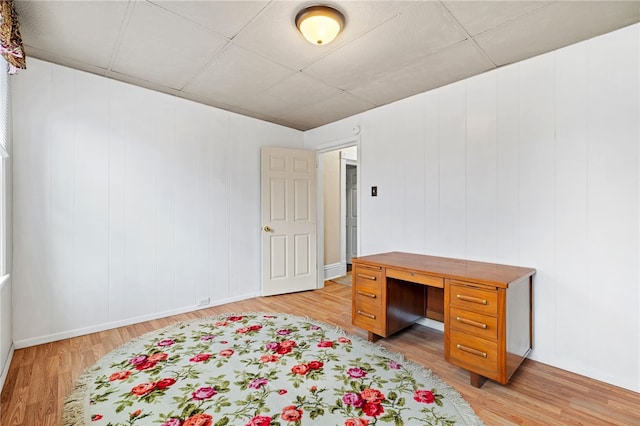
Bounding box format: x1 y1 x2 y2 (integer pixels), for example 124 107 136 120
295 5 345 46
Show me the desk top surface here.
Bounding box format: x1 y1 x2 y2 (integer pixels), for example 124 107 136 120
352 252 535 288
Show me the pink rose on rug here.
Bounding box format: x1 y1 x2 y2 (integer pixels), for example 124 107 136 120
148 352 168 362
200 334 216 341
156 378 176 389
362 402 384 417
277 329 291 335
265 341 279 351
108 370 131 381
219 349 234 357
161 419 182 426
345 418 370 426
128 355 147 365
280 339 297 348
228 316 244 321
249 378 268 389
157 339 175 347
413 389 435 404
317 340 334 348
280 405 303 422
310 325 321 330
183 413 213 426
192 386 217 400
278 389 288 395
338 337 351 344
347 367 367 378
91 414 103 422
246 415 272 426
291 364 310 375
342 392 363 407
190 353 212 362
131 382 156 396
249 324 262 331
388 360 402 369
236 327 250 334
215 321 228 327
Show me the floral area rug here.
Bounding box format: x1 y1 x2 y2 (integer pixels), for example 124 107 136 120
64 313 484 426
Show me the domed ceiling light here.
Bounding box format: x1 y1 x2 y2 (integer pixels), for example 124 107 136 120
295 5 345 46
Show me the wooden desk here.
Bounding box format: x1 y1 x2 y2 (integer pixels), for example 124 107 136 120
351 252 535 387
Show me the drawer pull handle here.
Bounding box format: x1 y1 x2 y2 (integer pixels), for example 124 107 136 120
357 290 377 299
456 316 488 329
456 344 487 358
357 310 376 319
456 294 487 305
357 273 377 281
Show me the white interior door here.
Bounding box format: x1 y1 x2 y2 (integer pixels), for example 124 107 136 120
261 147 317 296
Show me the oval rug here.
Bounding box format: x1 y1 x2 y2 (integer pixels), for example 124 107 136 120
63 312 484 425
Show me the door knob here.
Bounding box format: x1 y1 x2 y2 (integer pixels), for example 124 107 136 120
263 226 272 232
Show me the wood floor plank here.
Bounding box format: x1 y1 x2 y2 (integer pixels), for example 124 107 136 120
1 282 638 425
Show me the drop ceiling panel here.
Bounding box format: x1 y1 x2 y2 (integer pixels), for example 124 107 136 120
111 1 229 90
303 1 468 89
183 45 294 107
476 1 640 66
148 0 269 39
241 73 343 119
442 1 553 36
350 40 495 106
279 92 376 131
15 1 130 69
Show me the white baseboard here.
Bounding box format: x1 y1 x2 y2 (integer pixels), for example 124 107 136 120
324 262 347 281
416 317 444 332
13 292 260 349
0 343 14 394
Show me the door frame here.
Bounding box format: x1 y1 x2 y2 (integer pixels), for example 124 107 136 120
315 135 360 288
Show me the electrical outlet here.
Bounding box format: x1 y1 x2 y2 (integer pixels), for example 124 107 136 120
198 297 210 306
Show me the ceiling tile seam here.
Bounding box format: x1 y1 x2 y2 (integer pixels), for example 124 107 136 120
178 41 238 93
465 1 558 39
437 0 474 40
106 1 137 72
145 0 240 41
271 89 347 120
226 1 273 40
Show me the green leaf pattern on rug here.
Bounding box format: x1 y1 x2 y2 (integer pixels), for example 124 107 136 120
71 313 483 425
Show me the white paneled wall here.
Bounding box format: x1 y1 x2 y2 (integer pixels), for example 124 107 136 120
305 24 640 392
12 58 303 347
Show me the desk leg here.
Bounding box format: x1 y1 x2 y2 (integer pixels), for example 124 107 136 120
469 372 488 388
367 332 381 342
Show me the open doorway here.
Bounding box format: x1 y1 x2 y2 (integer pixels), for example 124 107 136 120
320 145 357 285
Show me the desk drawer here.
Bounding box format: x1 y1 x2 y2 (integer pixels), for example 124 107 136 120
353 299 383 332
353 266 382 290
450 307 497 340
387 269 444 288
449 282 498 316
448 330 498 380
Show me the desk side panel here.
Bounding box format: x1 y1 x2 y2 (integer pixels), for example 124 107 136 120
505 276 533 379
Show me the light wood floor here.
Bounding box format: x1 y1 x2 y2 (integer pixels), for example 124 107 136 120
1 281 639 425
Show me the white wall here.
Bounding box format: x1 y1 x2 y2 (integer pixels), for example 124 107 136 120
305 24 640 392
11 58 303 347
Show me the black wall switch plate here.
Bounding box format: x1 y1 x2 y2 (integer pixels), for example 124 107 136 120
371 186 378 197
